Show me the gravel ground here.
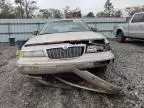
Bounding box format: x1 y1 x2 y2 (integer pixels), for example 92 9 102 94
0 41 144 108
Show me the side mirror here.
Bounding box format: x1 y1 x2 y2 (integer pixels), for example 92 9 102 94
91 27 97 32
33 31 39 35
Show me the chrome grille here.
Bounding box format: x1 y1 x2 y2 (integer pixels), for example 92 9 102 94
46 46 84 59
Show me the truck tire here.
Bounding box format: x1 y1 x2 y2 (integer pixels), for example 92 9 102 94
116 31 125 43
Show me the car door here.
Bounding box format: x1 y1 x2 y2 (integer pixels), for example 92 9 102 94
129 13 144 38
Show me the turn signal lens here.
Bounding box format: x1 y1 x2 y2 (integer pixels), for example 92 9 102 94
20 50 45 57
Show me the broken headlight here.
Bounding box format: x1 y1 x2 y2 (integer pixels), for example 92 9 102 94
86 45 104 53
104 43 111 51
86 45 98 53
86 43 111 53
20 50 45 57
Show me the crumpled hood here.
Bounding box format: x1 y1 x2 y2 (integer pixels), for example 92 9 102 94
25 31 107 45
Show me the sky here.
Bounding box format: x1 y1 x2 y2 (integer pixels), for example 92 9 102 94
37 0 144 15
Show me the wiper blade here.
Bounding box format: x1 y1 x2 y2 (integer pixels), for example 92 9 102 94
39 33 53 35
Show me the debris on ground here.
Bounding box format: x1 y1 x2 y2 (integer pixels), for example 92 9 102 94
0 41 144 108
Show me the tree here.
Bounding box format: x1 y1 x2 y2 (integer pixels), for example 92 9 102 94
63 6 71 18
96 0 114 17
15 0 25 18
0 0 16 18
113 10 122 17
72 8 81 18
24 0 38 18
104 0 114 17
96 0 123 17
97 10 122 17
49 9 63 18
39 8 63 19
14 6 25 18
96 12 109 17
0 0 38 18
63 6 82 18
125 5 144 17
39 9 51 19
86 12 95 18
14 0 38 18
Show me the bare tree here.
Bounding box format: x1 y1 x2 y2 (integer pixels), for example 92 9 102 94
14 6 24 18
14 0 38 18
24 0 38 18
49 9 63 18
72 8 81 18
0 0 16 18
96 0 123 17
97 10 122 18
125 6 144 17
15 0 25 18
86 12 95 17
113 10 122 17
63 6 72 18
63 6 81 18
39 9 51 19
39 8 63 19
96 12 109 17
96 0 114 17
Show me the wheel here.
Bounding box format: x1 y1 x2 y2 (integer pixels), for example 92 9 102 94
116 31 125 42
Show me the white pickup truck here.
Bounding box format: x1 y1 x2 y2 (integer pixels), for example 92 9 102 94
114 12 144 42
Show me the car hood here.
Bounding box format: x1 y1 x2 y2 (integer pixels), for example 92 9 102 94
25 31 107 45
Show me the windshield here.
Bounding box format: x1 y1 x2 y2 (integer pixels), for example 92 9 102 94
39 20 91 35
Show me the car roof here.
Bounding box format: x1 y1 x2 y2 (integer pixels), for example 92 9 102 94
134 12 144 15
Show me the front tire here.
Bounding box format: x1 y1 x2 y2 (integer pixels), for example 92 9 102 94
116 31 125 43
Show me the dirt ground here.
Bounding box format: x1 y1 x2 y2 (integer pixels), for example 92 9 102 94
0 41 144 108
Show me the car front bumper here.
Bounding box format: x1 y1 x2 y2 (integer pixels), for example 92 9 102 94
16 51 114 75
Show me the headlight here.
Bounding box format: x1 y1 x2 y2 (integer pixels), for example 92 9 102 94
86 45 98 53
20 50 45 57
104 43 111 51
86 43 111 53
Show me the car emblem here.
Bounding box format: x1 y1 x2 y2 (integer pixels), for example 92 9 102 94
63 46 69 50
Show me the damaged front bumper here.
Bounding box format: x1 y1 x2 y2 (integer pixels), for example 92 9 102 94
17 51 122 94
24 68 122 94
17 51 114 75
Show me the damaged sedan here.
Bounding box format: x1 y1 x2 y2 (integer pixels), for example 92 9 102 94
17 20 121 94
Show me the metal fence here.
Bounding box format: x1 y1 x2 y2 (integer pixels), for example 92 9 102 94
0 18 127 42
